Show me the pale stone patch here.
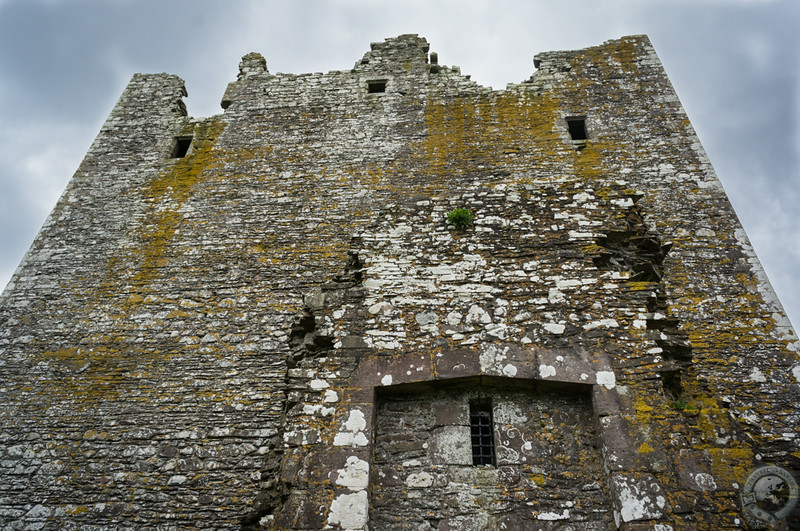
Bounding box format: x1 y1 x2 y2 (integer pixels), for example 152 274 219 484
548 288 565 303
445 311 463 325
430 426 472 465
405 471 433 488
749 367 767 383
543 323 565 334
368 301 392 315
466 304 492 324
583 319 619 330
415 310 438 326
310 379 329 390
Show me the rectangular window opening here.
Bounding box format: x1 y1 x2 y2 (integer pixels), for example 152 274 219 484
469 402 496 466
171 136 193 158
566 116 588 141
367 80 387 94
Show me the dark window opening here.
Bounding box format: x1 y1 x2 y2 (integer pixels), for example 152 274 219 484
470 402 495 466
368 80 387 93
566 116 588 141
172 136 193 158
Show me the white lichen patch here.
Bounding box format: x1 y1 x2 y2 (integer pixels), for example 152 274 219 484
611 474 667 522
691 472 717 492
323 390 339 403
302 404 335 416
539 364 557 378
431 426 472 465
479 344 510 375
328 491 368 529
333 409 369 447
335 456 369 489
537 509 570 520
748 367 767 383
493 402 527 425
596 371 616 389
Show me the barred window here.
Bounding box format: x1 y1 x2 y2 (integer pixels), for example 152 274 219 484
469 402 495 466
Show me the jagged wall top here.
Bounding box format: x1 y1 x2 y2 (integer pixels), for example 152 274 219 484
220 33 479 110
355 34 430 70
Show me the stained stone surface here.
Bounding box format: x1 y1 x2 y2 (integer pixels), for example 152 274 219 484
0 34 799 529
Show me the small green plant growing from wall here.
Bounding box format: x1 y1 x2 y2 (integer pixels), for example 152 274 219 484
446 208 475 230
669 399 698 412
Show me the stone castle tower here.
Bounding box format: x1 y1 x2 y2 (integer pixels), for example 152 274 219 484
1 34 798 530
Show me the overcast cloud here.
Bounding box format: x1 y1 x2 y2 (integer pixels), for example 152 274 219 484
1 0 798 328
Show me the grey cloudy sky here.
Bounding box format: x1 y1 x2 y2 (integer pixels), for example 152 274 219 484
1 0 798 328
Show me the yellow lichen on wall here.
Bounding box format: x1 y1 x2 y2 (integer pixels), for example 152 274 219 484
133 119 227 286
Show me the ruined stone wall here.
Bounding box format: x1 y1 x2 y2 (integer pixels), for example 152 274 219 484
0 34 798 529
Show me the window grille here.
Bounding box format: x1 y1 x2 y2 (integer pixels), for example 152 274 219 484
470 404 495 466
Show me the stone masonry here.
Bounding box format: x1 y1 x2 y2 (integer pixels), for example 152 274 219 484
1 34 799 529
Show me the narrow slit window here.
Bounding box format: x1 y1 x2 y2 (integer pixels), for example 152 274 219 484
566 116 588 141
172 136 193 158
469 402 496 466
367 80 387 93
